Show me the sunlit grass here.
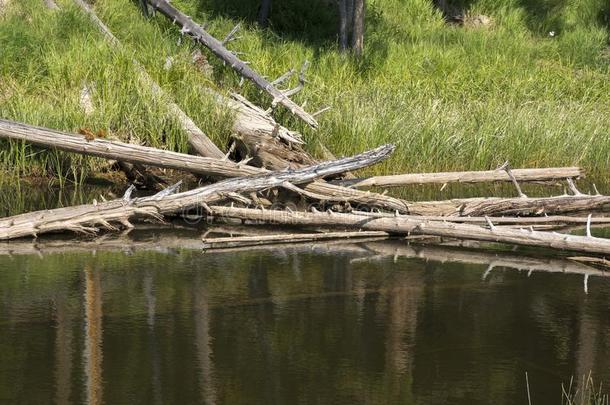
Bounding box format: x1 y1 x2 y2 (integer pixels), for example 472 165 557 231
0 0 609 185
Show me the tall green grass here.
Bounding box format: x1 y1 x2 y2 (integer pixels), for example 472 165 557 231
0 0 609 184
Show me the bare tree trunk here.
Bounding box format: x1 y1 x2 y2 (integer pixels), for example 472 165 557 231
351 0 365 56
338 0 349 51
258 0 272 27
335 167 584 188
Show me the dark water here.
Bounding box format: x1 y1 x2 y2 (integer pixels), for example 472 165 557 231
1 229 609 405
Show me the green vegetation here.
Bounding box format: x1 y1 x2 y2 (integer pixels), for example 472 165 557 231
0 0 609 185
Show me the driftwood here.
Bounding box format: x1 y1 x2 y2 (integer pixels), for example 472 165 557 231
231 131 317 171
408 195 610 216
147 0 319 128
207 205 610 256
0 119 407 212
209 91 305 145
350 211 610 225
0 119 261 178
0 145 394 240
202 230 388 249
335 167 584 188
6 117 607 217
72 0 224 158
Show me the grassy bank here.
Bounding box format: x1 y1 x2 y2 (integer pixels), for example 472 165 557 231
0 0 609 185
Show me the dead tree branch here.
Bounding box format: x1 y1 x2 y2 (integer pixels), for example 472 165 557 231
147 0 319 128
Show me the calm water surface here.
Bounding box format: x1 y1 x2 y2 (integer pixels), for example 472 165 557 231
1 230 609 405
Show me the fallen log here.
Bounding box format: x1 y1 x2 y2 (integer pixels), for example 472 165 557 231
147 0 319 128
202 231 388 249
408 195 610 216
72 0 224 158
208 90 306 146
0 119 407 212
351 211 610 226
231 130 316 171
208 206 610 256
0 145 394 240
0 119 261 178
335 167 584 188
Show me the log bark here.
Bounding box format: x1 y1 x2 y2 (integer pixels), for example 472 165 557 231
208 205 610 256
147 0 319 128
0 145 394 240
72 0 224 158
335 167 584 188
232 131 316 171
202 230 388 249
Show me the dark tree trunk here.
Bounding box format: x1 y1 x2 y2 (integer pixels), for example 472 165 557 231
258 0 272 27
338 0 349 50
352 0 365 56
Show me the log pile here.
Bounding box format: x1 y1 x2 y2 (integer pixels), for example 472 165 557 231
2 0 610 274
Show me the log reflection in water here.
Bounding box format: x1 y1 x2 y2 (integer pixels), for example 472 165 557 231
193 272 217 405
352 241 609 292
143 273 163 405
53 295 73 405
83 265 103 405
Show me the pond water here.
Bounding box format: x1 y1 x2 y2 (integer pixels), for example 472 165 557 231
1 228 609 404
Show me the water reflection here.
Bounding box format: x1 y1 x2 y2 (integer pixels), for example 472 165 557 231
83 266 103 405
0 233 609 404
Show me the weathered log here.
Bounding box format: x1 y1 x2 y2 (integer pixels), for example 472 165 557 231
0 119 407 212
210 91 305 145
335 167 584 188
350 211 610 226
72 0 224 158
0 145 394 240
208 206 610 256
408 195 610 216
202 230 388 249
231 131 316 171
0 119 261 178
208 89 316 170
147 0 319 128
